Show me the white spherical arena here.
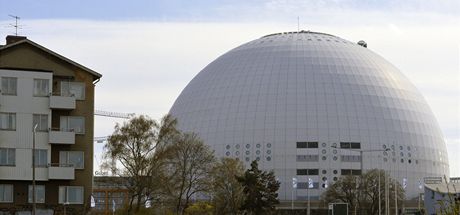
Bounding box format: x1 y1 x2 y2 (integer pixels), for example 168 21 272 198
169 31 449 200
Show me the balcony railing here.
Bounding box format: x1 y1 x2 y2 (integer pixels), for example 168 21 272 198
49 128 75 144
48 163 75 180
49 92 75 109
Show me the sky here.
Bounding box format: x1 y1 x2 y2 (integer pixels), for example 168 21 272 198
1 0 459 176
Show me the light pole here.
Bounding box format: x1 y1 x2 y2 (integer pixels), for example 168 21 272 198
331 146 390 214
32 124 38 215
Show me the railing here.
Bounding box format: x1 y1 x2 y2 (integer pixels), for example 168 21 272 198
48 163 74 168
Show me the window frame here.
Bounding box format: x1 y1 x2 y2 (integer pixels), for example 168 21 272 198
59 186 84 204
33 79 49 97
59 151 84 169
28 185 45 203
0 184 13 203
33 114 49 132
33 149 48 167
1 77 17 95
60 116 85 134
60 81 85 100
0 112 16 130
0 148 15 166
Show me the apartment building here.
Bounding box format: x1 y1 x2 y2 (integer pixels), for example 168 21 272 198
0 35 101 214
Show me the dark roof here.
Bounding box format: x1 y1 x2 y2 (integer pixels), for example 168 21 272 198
0 37 102 79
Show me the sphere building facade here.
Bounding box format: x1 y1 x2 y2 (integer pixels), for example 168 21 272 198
169 31 449 200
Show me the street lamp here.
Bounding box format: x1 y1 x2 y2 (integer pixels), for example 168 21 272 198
331 145 390 215
32 124 38 215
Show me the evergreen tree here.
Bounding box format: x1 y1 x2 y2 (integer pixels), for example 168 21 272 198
237 160 280 215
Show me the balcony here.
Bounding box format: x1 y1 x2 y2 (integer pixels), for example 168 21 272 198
50 93 75 109
48 164 75 180
49 130 75 144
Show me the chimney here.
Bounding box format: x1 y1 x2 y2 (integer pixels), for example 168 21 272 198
6 35 27 45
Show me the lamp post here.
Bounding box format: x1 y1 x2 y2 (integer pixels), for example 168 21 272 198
331 146 390 215
32 124 38 215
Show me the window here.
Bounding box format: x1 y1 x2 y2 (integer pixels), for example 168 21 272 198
34 149 47 167
340 169 361 176
1 77 17 95
33 79 49 96
60 116 85 134
340 155 362 162
296 142 318 148
60 151 84 169
340 142 361 149
0 184 13 202
0 113 16 130
0 148 15 166
296 155 319 162
297 169 319 175
61 81 85 100
33 114 48 132
59 186 84 204
28 185 45 203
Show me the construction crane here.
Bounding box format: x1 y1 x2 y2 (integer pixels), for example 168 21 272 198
94 109 134 119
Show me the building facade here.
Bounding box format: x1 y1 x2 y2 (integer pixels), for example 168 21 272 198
0 35 101 214
169 31 449 201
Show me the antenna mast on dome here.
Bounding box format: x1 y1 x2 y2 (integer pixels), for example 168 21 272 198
8 14 21 36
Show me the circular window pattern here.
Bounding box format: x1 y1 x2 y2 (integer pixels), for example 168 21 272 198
256 150 261 155
382 144 387 149
391 145 395 150
226 145 231 149
322 143 327 147
400 152 404 157
322 149 327 154
245 157 250 162
333 156 338 161
225 152 230 156
266 156 271 161
399 146 403 150
322 170 327 174
235 144 240 149
246 144 250 149
332 143 337 147
333 170 338 174
333 149 337 154
267 143 271 148
401 159 404 163
235 151 240 156
383 151 388 156
333 177 338 181
256 157 260 161
267 150 271 155
322 177 327 181
256 143 261 148
245 151 250 155
407 146 411 151
408 159 412 164
322 156 327 161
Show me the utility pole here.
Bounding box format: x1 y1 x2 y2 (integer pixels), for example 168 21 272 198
32 124 38 215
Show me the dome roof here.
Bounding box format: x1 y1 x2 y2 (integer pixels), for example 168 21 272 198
170 31 448 199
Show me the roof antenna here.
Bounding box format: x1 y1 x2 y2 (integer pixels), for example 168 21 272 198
8 15 21 36
297 16 300 32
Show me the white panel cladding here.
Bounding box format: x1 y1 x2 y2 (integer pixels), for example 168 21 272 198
49 130 75 144
0 69 52 180
50 95 76 109
169 32 449 199
48 166 75 180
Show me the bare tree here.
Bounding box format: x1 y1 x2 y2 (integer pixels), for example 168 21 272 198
322 169 404 215
210 158 245 214
102 114 178 214
160 133 215 214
